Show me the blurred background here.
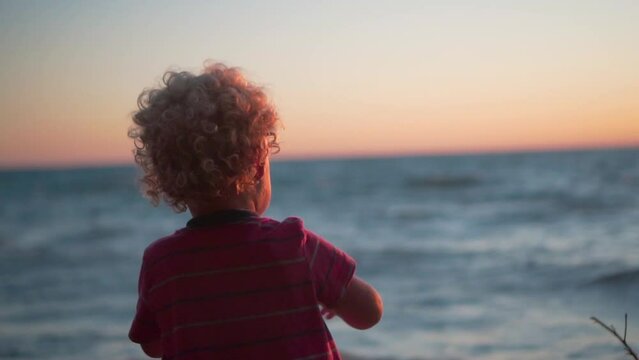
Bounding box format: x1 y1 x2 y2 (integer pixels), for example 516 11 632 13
0 1 638 359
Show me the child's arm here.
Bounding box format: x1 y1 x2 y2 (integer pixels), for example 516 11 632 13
327 276 383 330
130 259 163 358
141 340 163 358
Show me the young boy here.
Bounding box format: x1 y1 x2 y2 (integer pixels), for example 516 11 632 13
128 62 383 359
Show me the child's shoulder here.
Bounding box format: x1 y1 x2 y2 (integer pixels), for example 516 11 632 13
140 231 184 261
255 216 308 239
276 216 305 230
140 216 309 261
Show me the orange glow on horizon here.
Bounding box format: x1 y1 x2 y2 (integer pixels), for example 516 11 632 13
1 2 638 168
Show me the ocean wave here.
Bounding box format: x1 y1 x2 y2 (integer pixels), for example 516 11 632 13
548 193 626 213
343 353 446 360
622 174 639 186
496 190 632 216
404 175 480 190
386 204 439 220
586 268 639 287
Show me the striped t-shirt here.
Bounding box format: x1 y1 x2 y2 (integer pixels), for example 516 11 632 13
129 210 356 359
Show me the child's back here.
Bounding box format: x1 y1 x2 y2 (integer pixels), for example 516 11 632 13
131 212 355 359
128 63 382 359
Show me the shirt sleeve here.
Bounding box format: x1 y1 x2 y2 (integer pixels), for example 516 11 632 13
128 260 160 344
302 229 357 308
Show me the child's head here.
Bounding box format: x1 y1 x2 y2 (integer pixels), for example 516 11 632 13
128 62 280 213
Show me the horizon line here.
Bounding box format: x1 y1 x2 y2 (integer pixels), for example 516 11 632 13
1 142 638 172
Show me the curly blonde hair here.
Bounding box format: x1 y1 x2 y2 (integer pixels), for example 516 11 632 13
128 62 280 212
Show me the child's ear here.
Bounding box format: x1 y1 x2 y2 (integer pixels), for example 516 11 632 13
254 163 265 181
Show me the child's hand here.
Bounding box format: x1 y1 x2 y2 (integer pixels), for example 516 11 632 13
320 306 336 320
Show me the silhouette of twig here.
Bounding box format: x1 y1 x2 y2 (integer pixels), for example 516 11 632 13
591 313 638 360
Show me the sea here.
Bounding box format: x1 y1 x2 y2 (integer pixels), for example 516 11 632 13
0 148 638 360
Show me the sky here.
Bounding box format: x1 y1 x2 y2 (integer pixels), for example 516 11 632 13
0 0 638 168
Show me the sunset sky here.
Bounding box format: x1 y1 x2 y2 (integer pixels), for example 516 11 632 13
0 0 638 168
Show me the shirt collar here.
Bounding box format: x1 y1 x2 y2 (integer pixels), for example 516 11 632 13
186 209 259 228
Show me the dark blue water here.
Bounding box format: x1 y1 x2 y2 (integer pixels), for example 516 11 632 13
1 148 638 359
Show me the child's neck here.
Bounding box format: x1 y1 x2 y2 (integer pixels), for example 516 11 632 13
187 194 258 218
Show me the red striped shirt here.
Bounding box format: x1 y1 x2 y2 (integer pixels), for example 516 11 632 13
129 210 356 359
